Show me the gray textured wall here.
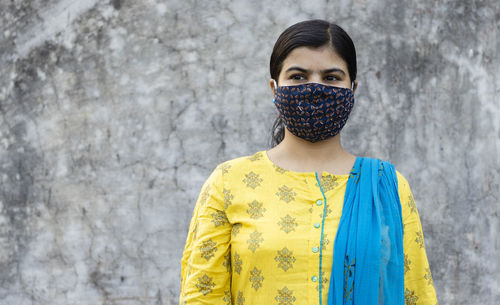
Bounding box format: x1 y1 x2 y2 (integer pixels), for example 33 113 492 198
0 0 498 304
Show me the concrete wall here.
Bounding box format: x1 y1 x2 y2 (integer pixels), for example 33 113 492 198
0 0 498 304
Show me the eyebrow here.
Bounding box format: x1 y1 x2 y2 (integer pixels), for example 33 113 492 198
285 66 346 76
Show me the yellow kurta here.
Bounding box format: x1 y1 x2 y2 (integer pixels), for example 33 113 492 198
180 150 438 305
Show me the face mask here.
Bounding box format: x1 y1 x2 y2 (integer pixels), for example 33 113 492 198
272 80 355 142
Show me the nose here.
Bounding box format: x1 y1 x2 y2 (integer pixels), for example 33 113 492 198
309 73 325 85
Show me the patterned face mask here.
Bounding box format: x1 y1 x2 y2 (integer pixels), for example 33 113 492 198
272 80 355 142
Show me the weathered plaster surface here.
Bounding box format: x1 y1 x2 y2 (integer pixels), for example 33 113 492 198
0 0 498 304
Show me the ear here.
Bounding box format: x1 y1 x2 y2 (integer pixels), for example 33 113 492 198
270 79 277 95
352 80 358 93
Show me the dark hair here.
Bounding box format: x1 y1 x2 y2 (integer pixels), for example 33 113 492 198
269 20 357 147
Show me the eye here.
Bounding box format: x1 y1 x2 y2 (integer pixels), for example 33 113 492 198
290 74 306 80
325 75 340 81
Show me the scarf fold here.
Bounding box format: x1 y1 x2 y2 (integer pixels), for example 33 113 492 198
327 157 404 305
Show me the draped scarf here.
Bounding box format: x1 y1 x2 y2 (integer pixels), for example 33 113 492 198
327 157 404 305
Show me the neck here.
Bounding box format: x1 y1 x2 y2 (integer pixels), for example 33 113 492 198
269 129 356 174
282 130 348 158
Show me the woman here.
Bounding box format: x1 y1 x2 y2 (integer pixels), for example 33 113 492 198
180 20 438 305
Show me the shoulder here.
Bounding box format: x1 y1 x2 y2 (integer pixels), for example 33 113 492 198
359 156 411 192
358 156 400 176
215 151 262 171
360 157 415 216
210 150 267 180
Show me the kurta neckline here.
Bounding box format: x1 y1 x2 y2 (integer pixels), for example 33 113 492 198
261 150 352 179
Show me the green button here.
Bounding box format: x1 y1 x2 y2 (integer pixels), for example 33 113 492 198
316 199 322 206
314 222 320 228
312 275 318 282
312 246 319 253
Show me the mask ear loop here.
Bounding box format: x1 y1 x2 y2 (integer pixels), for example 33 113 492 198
272 79 278 104
351 81 354 91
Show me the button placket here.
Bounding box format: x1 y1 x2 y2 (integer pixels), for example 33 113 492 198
314 172 329 305
308 196 324 304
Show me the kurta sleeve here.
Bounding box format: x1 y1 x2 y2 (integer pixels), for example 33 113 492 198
180 166 232 305
396 171 439 305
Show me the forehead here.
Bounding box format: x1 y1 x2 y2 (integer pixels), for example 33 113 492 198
281 45 348 70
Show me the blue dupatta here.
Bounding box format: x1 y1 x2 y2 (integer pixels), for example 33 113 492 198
327 157 404 305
